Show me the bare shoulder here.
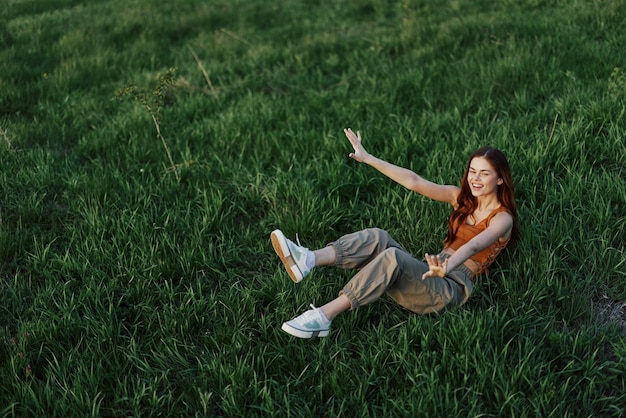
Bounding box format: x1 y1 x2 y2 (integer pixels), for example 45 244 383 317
489 210 514 240
446 185 462 206
491 210 513 224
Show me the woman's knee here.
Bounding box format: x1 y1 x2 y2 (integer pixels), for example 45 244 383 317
378 247 403 269
380 247 426 279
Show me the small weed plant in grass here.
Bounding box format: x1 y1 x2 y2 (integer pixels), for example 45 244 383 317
0 0 625 416
115 67 180 180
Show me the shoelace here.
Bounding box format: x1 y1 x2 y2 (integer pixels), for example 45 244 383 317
298 304 320 322
308 304 330 325
295 233 302 247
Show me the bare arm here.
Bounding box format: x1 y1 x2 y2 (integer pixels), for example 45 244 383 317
422 212 514 279
344 128 459 205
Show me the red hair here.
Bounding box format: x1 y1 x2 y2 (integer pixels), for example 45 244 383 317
444 146 519 247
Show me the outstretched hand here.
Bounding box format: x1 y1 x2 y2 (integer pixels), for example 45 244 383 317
344 128 370 163
422 253 448 280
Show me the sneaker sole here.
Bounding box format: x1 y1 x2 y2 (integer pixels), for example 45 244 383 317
271 230 303 283
281 322 329 338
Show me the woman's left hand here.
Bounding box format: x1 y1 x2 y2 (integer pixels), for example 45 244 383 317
422 253 448 280
344 128 371 163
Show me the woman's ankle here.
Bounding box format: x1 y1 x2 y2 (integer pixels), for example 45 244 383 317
321 295 351 320
313 246 336 266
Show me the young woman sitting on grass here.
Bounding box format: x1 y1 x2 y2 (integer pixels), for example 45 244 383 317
271 128 519 339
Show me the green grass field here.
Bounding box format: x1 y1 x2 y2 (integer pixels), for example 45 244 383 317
1 0 625 416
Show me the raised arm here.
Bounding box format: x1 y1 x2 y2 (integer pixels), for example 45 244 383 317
344 128 459 205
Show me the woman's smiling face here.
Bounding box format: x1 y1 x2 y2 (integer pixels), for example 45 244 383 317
467 156 503 197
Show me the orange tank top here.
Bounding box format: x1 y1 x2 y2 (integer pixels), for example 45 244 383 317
446 206 510 276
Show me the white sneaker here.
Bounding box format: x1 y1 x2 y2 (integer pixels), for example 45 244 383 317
271 229 311 283
281 304 332 338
